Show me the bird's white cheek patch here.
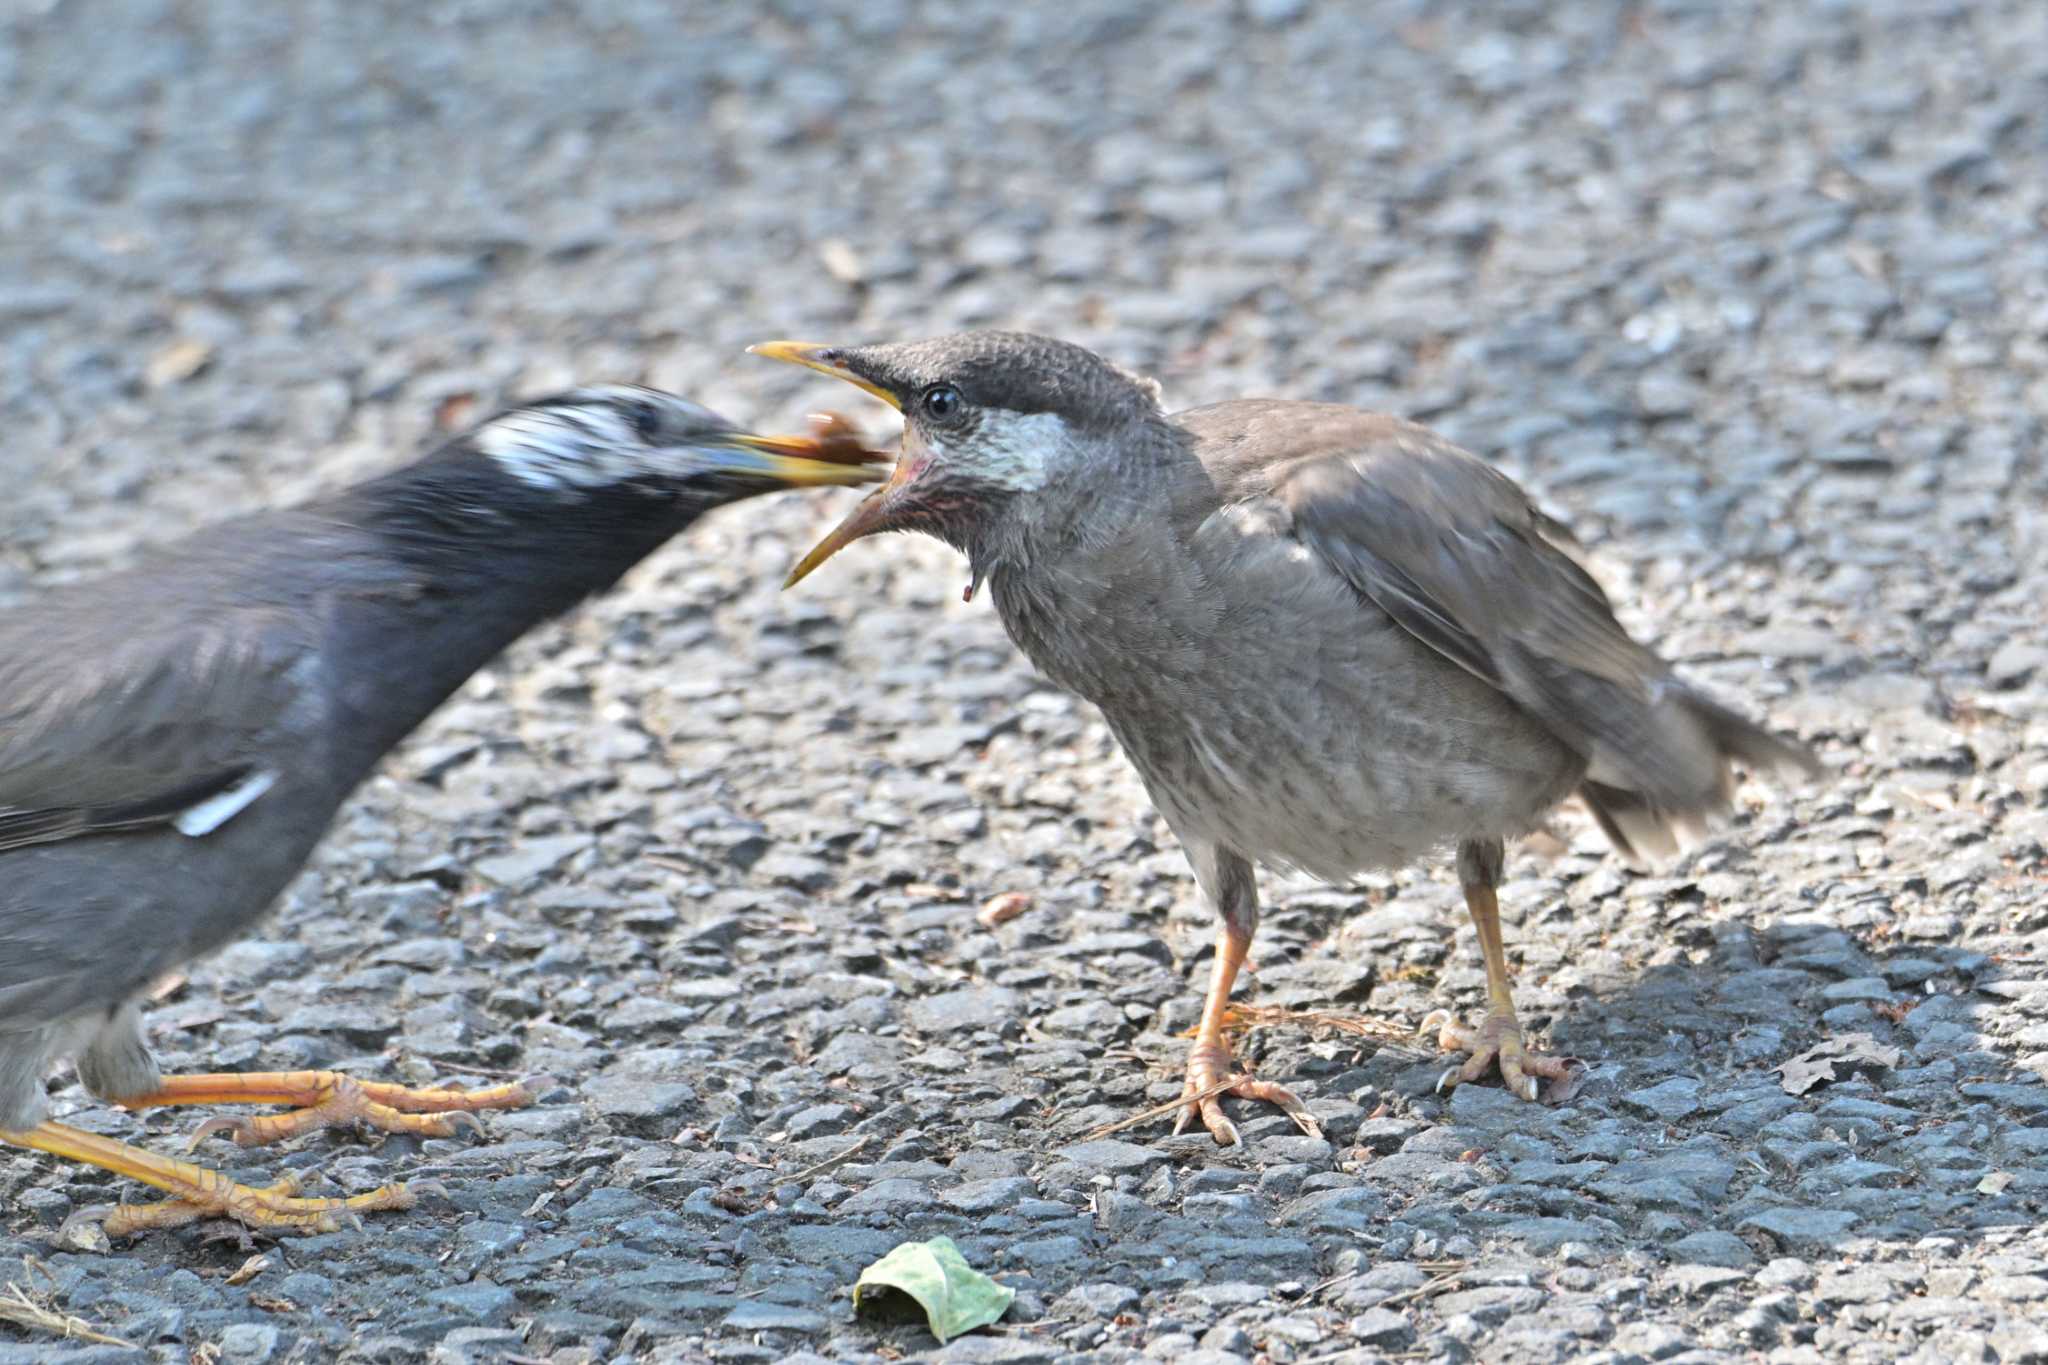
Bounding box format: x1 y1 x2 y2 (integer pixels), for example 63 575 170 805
950 410 1069 491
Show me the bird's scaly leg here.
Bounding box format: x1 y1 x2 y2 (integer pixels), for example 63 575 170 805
1425 838 1582 1103
1172 844 1321 1146
115 1071 540 1147
0 1121 413 1237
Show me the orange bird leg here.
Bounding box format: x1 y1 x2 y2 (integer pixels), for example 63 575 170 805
112 1071 541 1149
1424 839 1583 1103
0 1121 414 1237
1172 920 1321 1146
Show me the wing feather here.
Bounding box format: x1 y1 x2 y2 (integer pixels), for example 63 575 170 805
1178 400 1816 837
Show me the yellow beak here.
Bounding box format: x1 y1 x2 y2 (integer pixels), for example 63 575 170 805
746 341 903 411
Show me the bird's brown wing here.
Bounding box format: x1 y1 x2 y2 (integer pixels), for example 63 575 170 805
1182 401 1815 829
0 581 316 853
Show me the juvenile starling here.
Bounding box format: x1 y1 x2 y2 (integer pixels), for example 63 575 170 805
0 388 882 1232
755 331 1819 1144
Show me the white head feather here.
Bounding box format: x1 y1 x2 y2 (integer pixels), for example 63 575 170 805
474 386 742 492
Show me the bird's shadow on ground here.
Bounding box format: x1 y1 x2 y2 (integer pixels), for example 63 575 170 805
1222 881 2046 1272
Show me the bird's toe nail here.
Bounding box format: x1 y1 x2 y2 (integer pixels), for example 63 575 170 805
1435 1066 1460 1094
188 1116 244 1150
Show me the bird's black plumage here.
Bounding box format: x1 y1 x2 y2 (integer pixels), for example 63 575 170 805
0 387 878 1130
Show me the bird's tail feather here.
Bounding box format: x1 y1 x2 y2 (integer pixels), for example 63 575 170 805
1579 690 1821 869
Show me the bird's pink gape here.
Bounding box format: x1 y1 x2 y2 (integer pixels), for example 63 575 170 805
749 339 926 588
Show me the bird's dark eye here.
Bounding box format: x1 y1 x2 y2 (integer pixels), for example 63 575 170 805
920 385 963 421
630 401 666 442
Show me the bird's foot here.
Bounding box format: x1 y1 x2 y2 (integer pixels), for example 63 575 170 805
111 1070 543 1149
1421 1008 1584 1103
4 1120 419 1240
1172 1041 1322 1147
84 1170 421 1239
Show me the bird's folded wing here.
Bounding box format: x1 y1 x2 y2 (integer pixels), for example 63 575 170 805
1198 405 1728 811
0 605 314 853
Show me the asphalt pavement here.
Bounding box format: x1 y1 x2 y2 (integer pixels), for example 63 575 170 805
1 2 2044 1362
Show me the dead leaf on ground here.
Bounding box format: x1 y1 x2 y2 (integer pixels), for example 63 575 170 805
223 1254 270 1287
145 338 214 389
1775 1032 1902 1095
852 1236 1013 1344
977 891 1032 928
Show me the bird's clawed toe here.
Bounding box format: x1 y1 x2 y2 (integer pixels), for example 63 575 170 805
109 1070 535 1150
1173 1041 1322 1146
1424 1008 1584 1104
98 1173 416 1238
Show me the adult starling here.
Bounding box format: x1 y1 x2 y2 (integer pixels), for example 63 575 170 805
0 387 882 1234
754 331 1820 1144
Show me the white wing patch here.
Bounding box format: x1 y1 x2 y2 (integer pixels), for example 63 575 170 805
174 768 279 838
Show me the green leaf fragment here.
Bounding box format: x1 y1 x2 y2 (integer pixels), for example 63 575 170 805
852 1235 1016 1343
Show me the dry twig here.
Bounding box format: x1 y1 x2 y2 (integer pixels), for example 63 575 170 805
0 1282 133 1348
1221 1002 1415 1045
790 1135 872 1183
1079 1074 1245 1140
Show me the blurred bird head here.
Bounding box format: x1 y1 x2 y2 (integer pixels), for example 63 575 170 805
749 332 1165 587
465 385 887 501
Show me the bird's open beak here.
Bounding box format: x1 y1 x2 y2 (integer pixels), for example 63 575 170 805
778 462 921 587
747 341 904 412
750 340 918 587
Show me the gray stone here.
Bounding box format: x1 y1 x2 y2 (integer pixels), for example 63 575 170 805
1348 1307 1413 1347
1668 1230 1757 1268
472 834 593 886
1741 1207 1860 1249
1058 1282 1140 1318
1620 1077 1704 1122
1987 641 2048 687
1054 1139 1169 1175
908 987 1021 1034
219 1324 282 1364
940 1177 1038 1213
1499 1218 1612 1252
721 1303 830 1331
1820 977 1893 1003
582 1077 698 1134
425 1283 518 1324
836 1177 933 1215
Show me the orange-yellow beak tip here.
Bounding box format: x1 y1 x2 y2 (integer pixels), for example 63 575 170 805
779 490 887 591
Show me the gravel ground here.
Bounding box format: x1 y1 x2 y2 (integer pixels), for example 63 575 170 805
3 1 2046 1362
